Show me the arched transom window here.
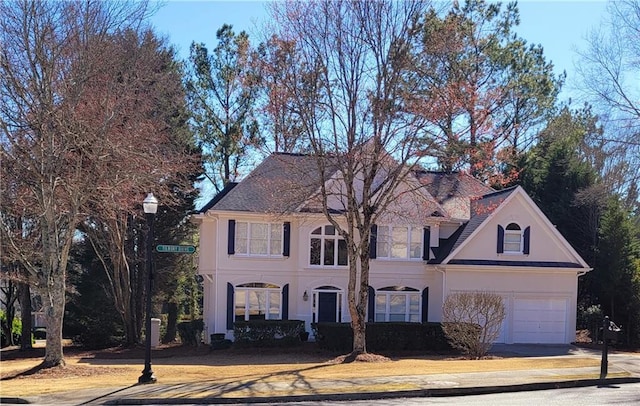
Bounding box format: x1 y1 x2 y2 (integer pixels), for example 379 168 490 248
504 223 523 253
309 225 348 266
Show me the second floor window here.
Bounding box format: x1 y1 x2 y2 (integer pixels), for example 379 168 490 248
376 226 422 260
504 223 522 253
310 225 348 266
235 222 282 256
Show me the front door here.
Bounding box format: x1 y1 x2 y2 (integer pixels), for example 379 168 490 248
317 292 337 322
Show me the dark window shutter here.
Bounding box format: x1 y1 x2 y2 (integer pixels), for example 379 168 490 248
226 283 234 330
523 226 530 255
282 284 289 320
497 225 504 254
283 222 291 257
227 219 236 255
367 286 375 323
422 227 431 261
369 224 377 259
422 287 429 323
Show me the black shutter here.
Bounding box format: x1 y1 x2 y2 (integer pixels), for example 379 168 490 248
282 284 289 320
422 227 431 261
369 224 377 259
227 219 236 255
497 225 504 254
523 226 531 255
367 286 375 323
283 222 291 257
422 287 429 323
226 283 234 330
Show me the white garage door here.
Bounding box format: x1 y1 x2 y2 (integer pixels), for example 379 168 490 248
512 298 567 344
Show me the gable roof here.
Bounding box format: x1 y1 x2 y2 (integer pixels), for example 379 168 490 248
200 153 336 213
415 171 495 219
201 153 493 220
431 186 590 269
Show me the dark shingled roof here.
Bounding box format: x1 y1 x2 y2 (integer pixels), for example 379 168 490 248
414 171 494 219
200 153 336 213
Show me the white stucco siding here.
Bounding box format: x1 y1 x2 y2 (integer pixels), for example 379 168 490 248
443 268 578 344
454 193 584 264
197 217 217 274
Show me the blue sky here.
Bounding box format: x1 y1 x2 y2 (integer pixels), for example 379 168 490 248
149 0 609 103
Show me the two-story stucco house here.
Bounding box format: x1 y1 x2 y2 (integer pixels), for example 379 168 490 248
193 152 591 345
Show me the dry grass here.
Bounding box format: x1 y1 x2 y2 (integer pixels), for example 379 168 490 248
0 342 600 398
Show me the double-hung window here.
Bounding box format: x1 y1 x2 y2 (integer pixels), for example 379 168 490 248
504 223 522 253
234 283 281 321
310 225 348 266
376 226 422 260
235 222 282 256
375 287 421 322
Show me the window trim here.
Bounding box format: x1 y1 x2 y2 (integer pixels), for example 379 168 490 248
503 222 523 254
234 221 283 257
309 225 348 267
374 286 421 322
375 225 423 261
234 282 282 321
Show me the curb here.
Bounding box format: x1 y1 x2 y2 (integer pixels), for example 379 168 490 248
104 377 640 405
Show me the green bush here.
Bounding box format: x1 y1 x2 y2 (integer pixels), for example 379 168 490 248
177 319 204 346
0 310 21 347
311 322 451 353
233 320 305 347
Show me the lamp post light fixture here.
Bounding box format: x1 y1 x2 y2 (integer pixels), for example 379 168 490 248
138 193 158 384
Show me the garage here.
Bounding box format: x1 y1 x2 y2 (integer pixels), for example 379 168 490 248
512 297 568 344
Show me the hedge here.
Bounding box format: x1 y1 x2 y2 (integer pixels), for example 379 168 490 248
233 319 305 347
311 322 452 352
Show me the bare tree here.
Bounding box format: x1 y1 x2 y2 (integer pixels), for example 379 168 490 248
442 291 506 359
576 0 640 199
268 0 436 357
0 0 188 367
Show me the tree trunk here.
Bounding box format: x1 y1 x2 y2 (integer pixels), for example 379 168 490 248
163 302 178 343
18 283 32 351
42 277 66 367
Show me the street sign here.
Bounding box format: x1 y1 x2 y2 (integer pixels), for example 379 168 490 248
156 244 196 254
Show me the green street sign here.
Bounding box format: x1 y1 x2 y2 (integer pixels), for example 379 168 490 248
156 244 196 254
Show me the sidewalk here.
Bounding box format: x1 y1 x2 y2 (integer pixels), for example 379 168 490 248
4 345 640 405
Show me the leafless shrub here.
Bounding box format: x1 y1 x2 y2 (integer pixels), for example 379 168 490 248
442 291 506 359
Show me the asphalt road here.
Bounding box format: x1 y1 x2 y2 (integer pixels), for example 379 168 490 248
246 382 640 406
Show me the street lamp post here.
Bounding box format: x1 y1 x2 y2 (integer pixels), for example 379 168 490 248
139 193 158 384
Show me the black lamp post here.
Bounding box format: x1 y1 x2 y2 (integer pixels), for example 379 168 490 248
138 193 158 384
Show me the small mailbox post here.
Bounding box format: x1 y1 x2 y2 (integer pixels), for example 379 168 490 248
600 316 621 381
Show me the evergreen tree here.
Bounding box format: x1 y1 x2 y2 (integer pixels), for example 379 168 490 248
593 198 640 345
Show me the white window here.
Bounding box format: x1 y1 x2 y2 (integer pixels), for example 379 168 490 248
309 225 348 266
235 222 282 256
375 286 421 322
504 223 522 253
376 226 422 260
235 283 281 321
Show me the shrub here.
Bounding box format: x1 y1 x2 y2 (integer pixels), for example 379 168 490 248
577 304 603 342
177 319 204 346
442 291 506 359
311 322 451 353
0 310 21 347
233 320 304 347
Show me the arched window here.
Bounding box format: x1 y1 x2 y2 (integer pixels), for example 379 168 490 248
504 223 523 253
375 286 421 322
309 225 348 266
235 283 281 321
